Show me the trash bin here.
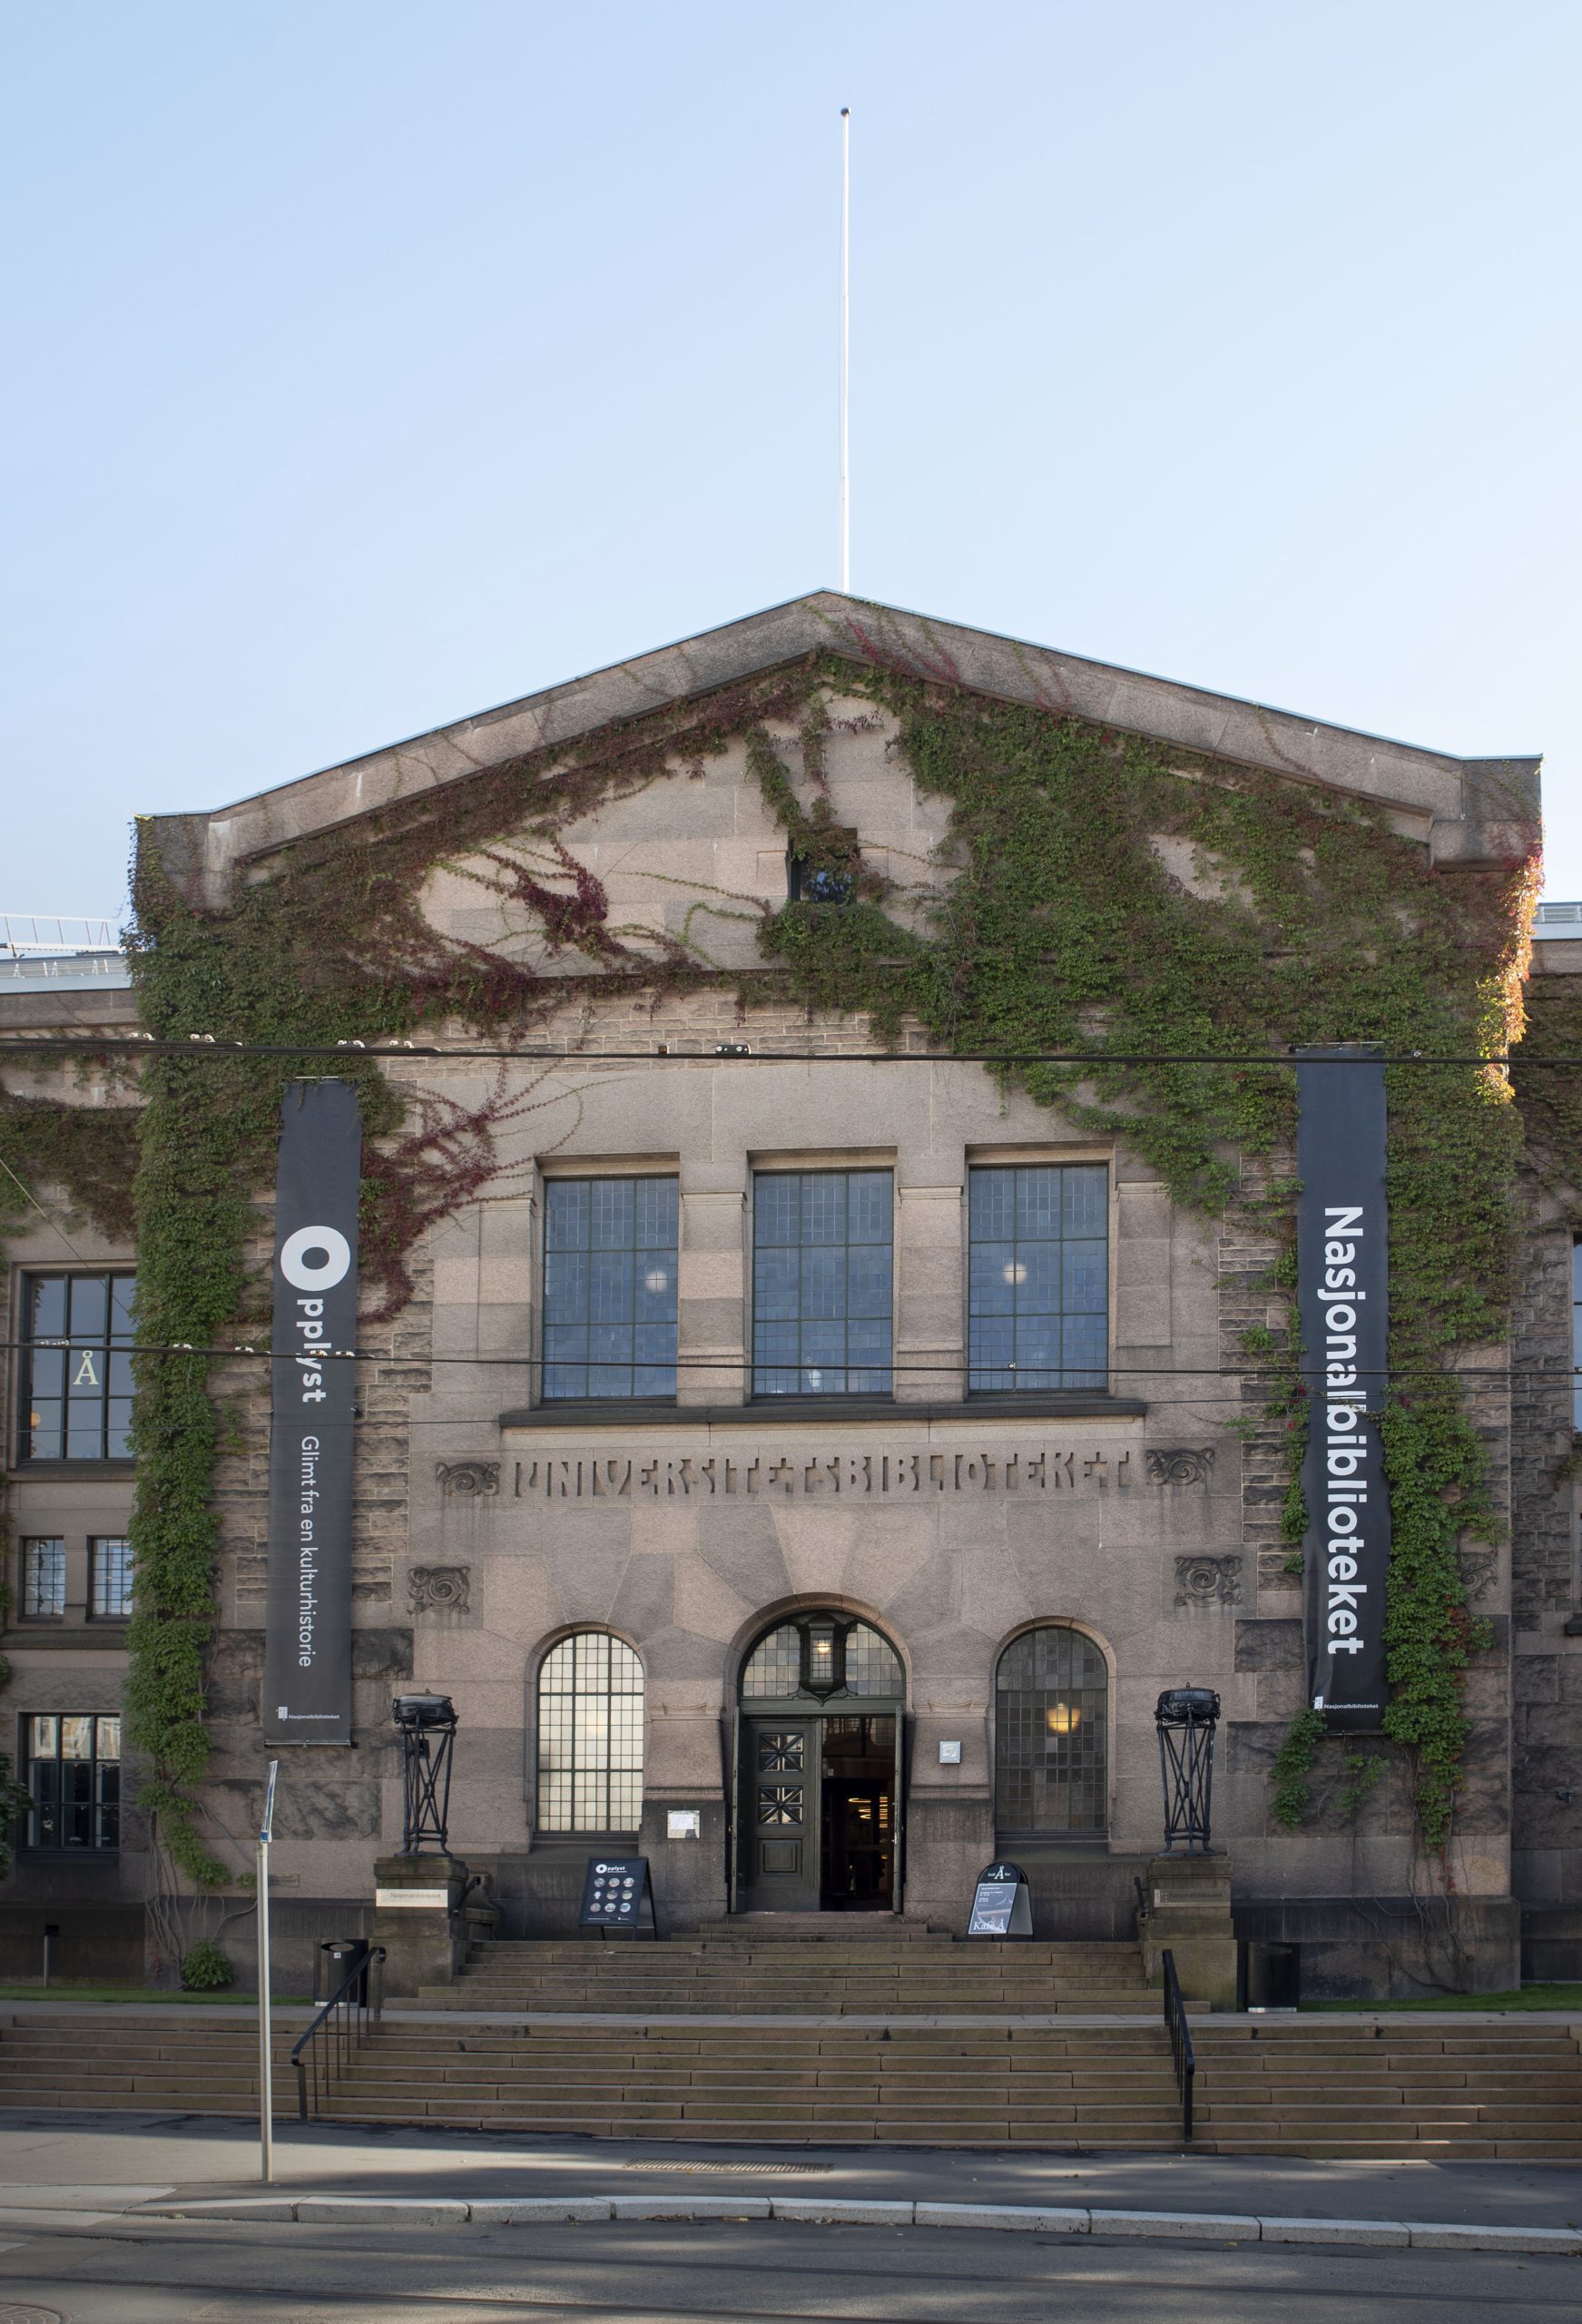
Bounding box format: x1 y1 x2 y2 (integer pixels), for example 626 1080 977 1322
1243 1940 1301 2010
319 1937 371 2005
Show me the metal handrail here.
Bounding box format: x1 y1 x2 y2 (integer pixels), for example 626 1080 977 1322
1161 1947 1195 2140
290 1945 386 2121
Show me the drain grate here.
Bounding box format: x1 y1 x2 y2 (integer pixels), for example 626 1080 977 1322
620 2161 830 2177
0 2305 67 2324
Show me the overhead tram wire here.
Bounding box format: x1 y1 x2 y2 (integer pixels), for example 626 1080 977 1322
0 1337 1550 1384
0 1034 1565 1068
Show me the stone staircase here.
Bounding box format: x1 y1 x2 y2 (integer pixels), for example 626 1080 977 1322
0 2014 1184 2146
418 1925 1157 2015
0 2016 293 2113
0 2010 1577 2154
327 2020 1185 2144
0 1925 1577 2157
1191 2020 1582 2160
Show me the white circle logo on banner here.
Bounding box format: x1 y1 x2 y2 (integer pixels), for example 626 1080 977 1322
280 1225 352 1292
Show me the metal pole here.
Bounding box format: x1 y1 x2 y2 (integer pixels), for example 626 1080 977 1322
257 1758 278 2185
839 105 850 593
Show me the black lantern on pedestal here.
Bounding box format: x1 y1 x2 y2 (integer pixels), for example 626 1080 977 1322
1155 1687 1221 1855
393 1691 457 1856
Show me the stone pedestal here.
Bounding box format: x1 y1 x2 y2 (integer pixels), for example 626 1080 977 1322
1140 1852 1237 2010
372 1854 482 1997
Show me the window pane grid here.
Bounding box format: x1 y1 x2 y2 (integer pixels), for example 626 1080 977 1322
25 1711 121 1849
20 1273 137 1460
842 1623 903 1697
542 1179 677 1400
968 1167 1107 1392
22 1539 65 1620
995 1627 1108 1836
536 1632 644 1831
740 1618 903 1701
752 1171 893 1395
90 1538 133 1620
740 1624 803 1698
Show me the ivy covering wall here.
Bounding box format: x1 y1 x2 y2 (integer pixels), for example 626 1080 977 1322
0 649 1544 1882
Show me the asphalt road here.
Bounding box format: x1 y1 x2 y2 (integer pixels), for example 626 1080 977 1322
0 2216 1577 2324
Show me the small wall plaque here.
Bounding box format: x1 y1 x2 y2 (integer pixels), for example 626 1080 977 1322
666 1809 702 1839
938 1739 962 1765
375 1886 450 1910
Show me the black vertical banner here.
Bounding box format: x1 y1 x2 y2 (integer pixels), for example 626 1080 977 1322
263 1081 361 1746
1296 1047 1391 1730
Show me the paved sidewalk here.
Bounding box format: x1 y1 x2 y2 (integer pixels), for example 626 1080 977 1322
0 2109 1577 2231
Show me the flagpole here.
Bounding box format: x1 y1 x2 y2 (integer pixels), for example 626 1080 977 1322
840 106 850 594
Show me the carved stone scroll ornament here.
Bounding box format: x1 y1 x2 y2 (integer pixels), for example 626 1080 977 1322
1174 1555 1242 1609
1458 1551 1498 1603
435 1459 501 1498
408 1565 471 1615
1146 1447 1216 1486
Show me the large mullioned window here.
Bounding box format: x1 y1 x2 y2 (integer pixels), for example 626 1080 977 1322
536 1631 644 1832
541 1178 678 1401
21 1538 65 1620
968 1166 1107 1392
752 1170 893 1396
90 1537 133 1620
19 1274 136 1459
25 1714 121 1851
995 1627 1109 1837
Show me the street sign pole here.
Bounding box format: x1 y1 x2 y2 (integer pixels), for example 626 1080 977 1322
257 1758 279 2184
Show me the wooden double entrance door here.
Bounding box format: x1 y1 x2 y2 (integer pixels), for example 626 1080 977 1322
737 1713 899 1913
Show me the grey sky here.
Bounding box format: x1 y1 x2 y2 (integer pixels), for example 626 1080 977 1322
5 2 1577 916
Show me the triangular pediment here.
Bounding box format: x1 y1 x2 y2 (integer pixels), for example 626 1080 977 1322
148 591 1537 908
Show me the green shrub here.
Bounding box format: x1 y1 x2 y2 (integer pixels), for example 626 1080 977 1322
180 1940 232 1991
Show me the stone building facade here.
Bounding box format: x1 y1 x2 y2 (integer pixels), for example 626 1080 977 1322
2 594 1577 1997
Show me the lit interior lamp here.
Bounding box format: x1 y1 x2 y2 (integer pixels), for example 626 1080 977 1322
1002 1261 1028 1285
1046 1702 1080 1735
644 1267 670 1294
807 1622 838 1695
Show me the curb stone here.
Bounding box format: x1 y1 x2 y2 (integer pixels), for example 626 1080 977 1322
611 2194 772 2221
1261 2217 1409 2249
914 2204 1086 2234
294 2198 469 2225
133 2194 1582 2256
769 2200 915 2227
470 2200 612 2224
1090 2211 1260 2241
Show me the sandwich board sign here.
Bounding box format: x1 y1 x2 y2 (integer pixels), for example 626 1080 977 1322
578 1856 656 1937
967 1859 1033 1938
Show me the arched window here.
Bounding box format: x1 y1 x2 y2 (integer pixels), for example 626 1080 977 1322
995 1626 1108 1838
740 1615 902 1701
536 1632 644 1832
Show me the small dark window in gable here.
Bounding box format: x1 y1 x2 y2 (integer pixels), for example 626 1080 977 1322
787 833 859 906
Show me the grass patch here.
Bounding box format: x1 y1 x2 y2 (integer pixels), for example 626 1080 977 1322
0 1982 310 2005
1303 1983 1582 2013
